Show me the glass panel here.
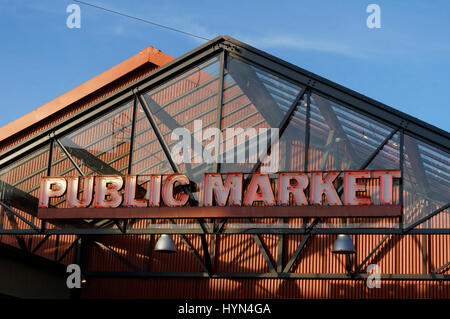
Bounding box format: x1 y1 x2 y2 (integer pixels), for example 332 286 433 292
142 56 221 202
367 132 400 170
0 145 50 198
131 102 174 175
0 145 49 232
263 97 307 172
403 135 450 228
415 209 449 229
220 56 303 173
308 93 393 171
51 143 87 177
59 101 134 175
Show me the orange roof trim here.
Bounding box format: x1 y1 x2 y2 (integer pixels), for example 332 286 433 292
0 46 174 142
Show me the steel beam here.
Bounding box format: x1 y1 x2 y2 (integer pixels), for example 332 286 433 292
38 204 401 220
0 180 39 217
31 234 51 253
1 226 450 236
403 203 450 233
167 219 209 273
355 235 390 273
282 218 320 273
0 201 40 232
198 218 213 274
360 128 399 170
277 218 284 273
136 92 180 174
214 50 226 173
304 89 311 171
84 271 450 281
57 236 80 263
54 138 85 176
3 210 28 251
127 95 138 175
93 240 140 273
58 137 122 175
432 261 450 274
247 225 276 273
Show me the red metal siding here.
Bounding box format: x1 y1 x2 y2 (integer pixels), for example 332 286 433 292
80 278 450 299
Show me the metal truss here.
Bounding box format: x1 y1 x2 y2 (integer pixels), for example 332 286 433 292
0 36 448 282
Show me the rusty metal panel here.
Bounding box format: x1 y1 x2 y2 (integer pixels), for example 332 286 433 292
215 234 270 273
79 278 450 299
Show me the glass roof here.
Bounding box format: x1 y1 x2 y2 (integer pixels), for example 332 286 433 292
0 37 448 233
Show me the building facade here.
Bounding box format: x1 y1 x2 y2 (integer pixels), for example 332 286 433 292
0 36 449 299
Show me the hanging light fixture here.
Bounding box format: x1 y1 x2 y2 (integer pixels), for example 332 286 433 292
332 234 356 254
154 234 177 253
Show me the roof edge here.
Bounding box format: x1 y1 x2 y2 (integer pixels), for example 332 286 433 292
0 46 174 142
223 35 450 147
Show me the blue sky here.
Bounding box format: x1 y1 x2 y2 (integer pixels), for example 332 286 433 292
0 0 449 131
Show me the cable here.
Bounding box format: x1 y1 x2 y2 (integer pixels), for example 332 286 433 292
73 0 211 42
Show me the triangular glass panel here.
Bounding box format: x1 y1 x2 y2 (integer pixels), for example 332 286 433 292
0 145 50 199
366 132 400 170
414 208 449 229
0 144 49 213
276 97 308 172
253 97 308 173
220 55 303 173
59 100 134 175
308 92 394 171
51 142 88 177
403 134 450 228
131 102 174 175
141 55 222 203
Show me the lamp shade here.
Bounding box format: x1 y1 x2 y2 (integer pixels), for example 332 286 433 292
154 234 177 253
332 234 356 254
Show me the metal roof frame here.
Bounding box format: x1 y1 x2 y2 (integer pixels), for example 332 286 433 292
221 36 449 151
0 35 448 235
0 35 448 169
0 34 448 283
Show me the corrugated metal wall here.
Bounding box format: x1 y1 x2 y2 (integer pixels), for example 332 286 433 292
72 231 450 298
80 278 450 299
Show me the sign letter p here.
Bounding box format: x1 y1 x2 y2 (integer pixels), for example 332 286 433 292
39 177 67 208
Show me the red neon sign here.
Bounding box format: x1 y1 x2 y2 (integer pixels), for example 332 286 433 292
38 170 400 210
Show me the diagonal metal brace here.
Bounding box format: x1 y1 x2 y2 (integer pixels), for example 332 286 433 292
167 219 209 273
282 218 319 273
245 218 276 273
0 201 40 233
94 240 141 273
432 261 450 274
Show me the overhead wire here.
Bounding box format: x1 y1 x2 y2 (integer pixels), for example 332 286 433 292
73 0 211 42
